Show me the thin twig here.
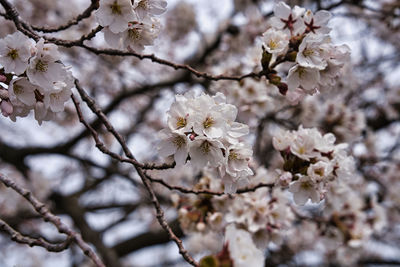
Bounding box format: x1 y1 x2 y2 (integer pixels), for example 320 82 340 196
0 173 106 267
31 0 99 33
71 91 198 266
0 218 72 252
71 93 175 170
0 0 259 82
144 171 274 196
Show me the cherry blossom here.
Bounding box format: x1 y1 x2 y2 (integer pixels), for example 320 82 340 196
26 39 68 90
158 129 189 166
159 92 253 190
287 64 320 93
262 28 289 56
225 224 264 267
289 176 321 205
297 34 329 70
189 137 224 170
303 9 332 34
95 0 136 33
0 32 34 75
270 1 305 35
133 0 167 20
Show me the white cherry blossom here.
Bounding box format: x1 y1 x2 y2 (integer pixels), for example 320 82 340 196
8 77 37 107
262 28 289 55
303 9 332 34
189 137 224 170
158 129 189 166
0 32 34 75
133 0 167 19
48 85 72 112
95 0 136 33
307 161 333 182
297 34 329 70
160 91 253 190
290 132 319 160
272 128 294 151
224 142 253 178
287 64 320 93
26 39 68 90
270 1 305 35
319 44 351 86
193 108 226 139
289 176 320 205
167 95 194 134
122 19 161 52
225 224 264 267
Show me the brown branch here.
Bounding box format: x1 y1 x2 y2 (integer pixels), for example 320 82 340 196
0 173 106 267
72 83 198 266
144 171 274 196
50 193 123 267
0 0 259 82
358 258 400 266
77 45 261 81
0 0 40 41
31 0 99 33
0 218 72 252
71 93 175 171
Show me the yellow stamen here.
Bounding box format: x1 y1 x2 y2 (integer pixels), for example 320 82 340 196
35 60 48 72
110 1 122 15
200 141 211 154
13 84 23 95
172 136 186 148
176 117 187 129
228 151 238 161
268 40 278 50
7 49 19 60
203 116 214 129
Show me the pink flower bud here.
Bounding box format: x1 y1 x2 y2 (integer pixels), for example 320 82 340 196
1 100 13 117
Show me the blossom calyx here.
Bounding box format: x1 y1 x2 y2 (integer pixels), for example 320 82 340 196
261 47 272 70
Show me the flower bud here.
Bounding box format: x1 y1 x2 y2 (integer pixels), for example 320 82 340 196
261 46 272 70
278 83 288 95
286 51 297 62
267 73 281 85
1 100 13 117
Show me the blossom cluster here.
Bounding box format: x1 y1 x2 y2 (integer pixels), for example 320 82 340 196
300 97 366 142
262 2 351 103
95 0 167 51
0 32 73 124
326 182 386 245
173 170 294 266
273 126 355 205
211 78 276 121
286 179 386 265
159 92 253 192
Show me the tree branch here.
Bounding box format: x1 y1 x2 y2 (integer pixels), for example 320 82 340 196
71 82 198 266
0 218 72 252
0 173 106 267
31 0 99 33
